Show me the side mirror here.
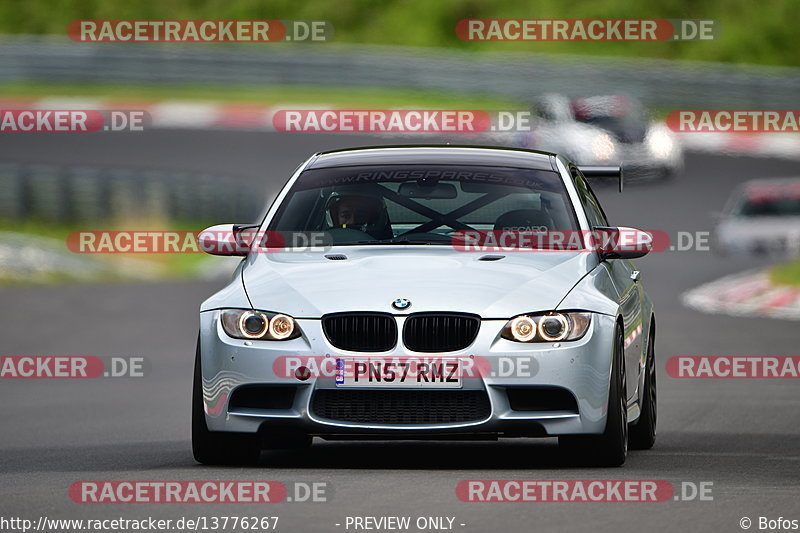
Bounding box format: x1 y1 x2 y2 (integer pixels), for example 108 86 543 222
198 224 259 256
591 226 652 260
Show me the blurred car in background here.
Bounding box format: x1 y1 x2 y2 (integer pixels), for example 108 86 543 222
515 94 683 182
714 178 800 256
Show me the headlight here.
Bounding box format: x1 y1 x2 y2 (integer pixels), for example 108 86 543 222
646 128 675 159
501 312 591 343
240 310 268 338
508 315 537 342
538 314 570 341
591 133 616 162
268 314 295 340
220 309 301 341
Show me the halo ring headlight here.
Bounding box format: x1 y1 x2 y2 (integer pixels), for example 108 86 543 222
501 312 591 343
268 313 295 340
510 315 537 342
239 310 269 339
538 313 569 342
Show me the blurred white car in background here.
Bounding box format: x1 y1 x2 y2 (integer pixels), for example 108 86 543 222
714 178 800 256
515 94 683 182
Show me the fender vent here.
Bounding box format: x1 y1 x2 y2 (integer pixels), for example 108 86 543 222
325 254 348 261
478 255 505 261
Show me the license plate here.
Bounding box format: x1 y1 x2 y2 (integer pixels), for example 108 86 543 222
335 358 462 388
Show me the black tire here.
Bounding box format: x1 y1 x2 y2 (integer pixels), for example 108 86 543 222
630 323 657 450
192 337 260 465
559 323 628 467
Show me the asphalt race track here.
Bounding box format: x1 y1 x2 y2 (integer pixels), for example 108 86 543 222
1 130 798 532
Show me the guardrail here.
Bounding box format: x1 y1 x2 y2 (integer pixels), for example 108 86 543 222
0 164 264 222
1 35 799 109
1 36 799 223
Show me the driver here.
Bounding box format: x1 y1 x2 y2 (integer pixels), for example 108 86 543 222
334 196 377 226
328 194 393 239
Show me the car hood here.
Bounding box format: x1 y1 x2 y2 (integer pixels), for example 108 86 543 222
241 246 594 318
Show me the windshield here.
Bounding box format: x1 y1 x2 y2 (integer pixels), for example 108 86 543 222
734 182 800 217
572 97 648 143
265 164 579 246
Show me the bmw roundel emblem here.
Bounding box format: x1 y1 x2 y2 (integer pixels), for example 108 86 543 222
392 298 411 310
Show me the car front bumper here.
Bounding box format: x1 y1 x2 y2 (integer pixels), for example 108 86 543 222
198 310 616 438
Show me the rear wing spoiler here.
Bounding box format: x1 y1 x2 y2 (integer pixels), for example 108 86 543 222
578 166 624 192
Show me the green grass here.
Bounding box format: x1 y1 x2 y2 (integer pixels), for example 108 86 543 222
0 81 524 109
0 218 78 242
0 0 798 66
769 259 800 288
0 218 219 284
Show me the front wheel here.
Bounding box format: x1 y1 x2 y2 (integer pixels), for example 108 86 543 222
559 323 628 467
192 337 260 465
630 323 656 450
